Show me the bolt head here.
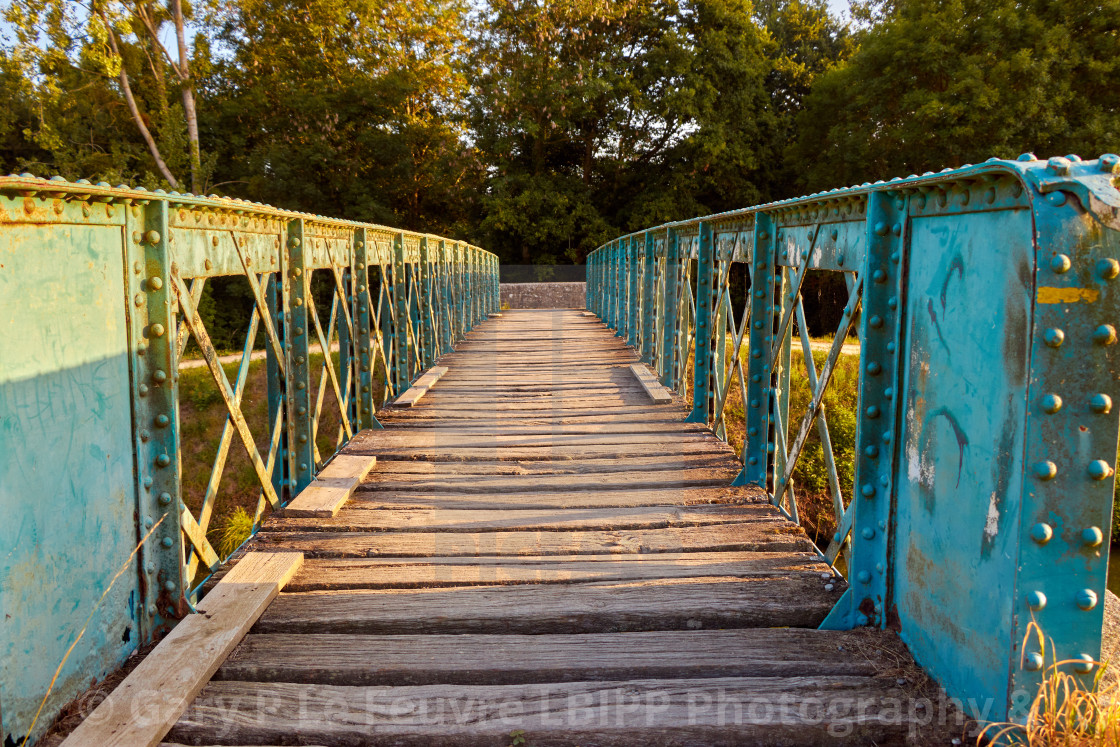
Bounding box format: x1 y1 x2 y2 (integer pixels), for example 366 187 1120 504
1073 655 1095 674
1047 157 1071 175
158 492 172 506
1090 393 1113 414
865 445 880 458
148 276 164 291
1032 460 1058 480
867 362 882 375
1024 652 1044 671
861 483 876 497
1076 589 1099 610
156 454 171 467
1026 590 1047 610
1088 460 1113 480
869 315 884 328
1094 325 1118 346
1043 328 1065 348
152 369 167 383
873 269 887 283
1098 258 1120 280
874 222 888 236
866 405 881 419
857 570 871 584
1030 523 1053 544
161 537 174 548
1050 254 1072 274
1082 527 1104 547
1041 394 1063 413
861 527 875 540
149 323 165 338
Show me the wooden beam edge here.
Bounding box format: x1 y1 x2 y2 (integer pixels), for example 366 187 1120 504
61 551 304 747
391 365 449 408
629 363 672 404
283 456 378 518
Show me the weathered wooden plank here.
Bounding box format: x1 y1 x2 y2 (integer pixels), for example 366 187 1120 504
359 467 738 495
286 551 828 591
349 485 763 510
254 523 816 558
257 576 840 634
351 444 743 462
61 552 304 747
266 504 781 533
283 456 377 518
170 676 915 746
629 363 673 403
392 365 449 407
218 629 878 685
371 422 712 436
353 454 740 476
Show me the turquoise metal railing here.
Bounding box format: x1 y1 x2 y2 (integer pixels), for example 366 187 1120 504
0 175 498 745
587 154 1120 724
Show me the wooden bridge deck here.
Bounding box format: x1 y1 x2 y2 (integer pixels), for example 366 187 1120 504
165 309 931 746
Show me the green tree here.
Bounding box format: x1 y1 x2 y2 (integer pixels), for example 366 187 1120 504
204 0 480 234
470 0 776 265
789 0 1120 191
4 0 211 190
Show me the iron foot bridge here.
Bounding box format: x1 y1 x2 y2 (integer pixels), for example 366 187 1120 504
1 154 1119 745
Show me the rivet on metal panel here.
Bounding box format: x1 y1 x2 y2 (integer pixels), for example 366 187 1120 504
857 571 871 584
1088 460 1114 480
155 454 171 467
1092 325 1116 345
1032 460 1058 480
1024 653 1044 671
1097 258 1120 280
1050 254 1072 274
1043 328 1065 348
1041 394 1063 413
1073 656 1095 674
1076 589 1099 610
1027 591 1047 610
1030 523 1054 544
1082 527 1104 547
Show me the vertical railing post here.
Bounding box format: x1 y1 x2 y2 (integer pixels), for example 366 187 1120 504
659 228 681 386
438 240 452 354
627 236 639 346
454 242 465 341
350 228 378 430
735 213 776 486
593 251 601 315
687 221 715 423
285 218 315 492
604 242 615 329
713 235 728 440
419 237 435 369
392 232 409 389
126 198 185 632
619 241 627 336
641 232 656 363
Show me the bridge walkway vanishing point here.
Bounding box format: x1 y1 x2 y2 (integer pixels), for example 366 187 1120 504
149 309 933 745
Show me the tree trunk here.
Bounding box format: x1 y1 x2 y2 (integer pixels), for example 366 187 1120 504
101 11 179 188
172 0 202 194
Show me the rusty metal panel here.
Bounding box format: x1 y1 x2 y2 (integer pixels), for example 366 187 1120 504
893 207 1035 717
0 223 140 745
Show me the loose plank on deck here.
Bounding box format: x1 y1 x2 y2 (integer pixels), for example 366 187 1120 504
167 308 926 745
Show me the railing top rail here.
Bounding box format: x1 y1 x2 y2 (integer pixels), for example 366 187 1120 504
0 174 493 259
591 155 1120 251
